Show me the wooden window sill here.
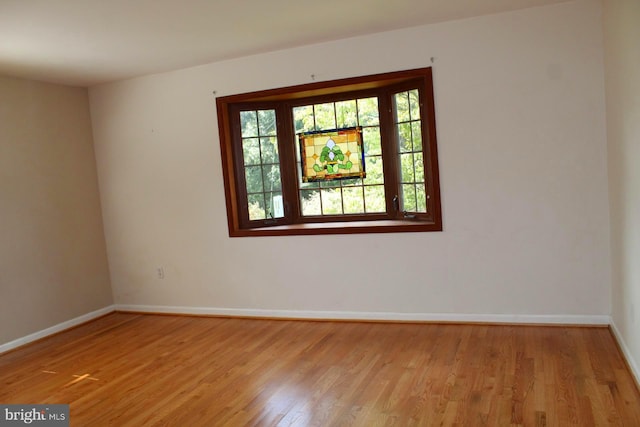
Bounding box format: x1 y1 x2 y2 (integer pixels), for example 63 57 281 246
229 219 442 237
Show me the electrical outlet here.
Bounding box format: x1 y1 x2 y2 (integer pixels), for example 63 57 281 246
157 267 165 279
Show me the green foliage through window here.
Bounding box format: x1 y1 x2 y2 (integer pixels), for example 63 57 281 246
240 110 284 220
294 98 384 216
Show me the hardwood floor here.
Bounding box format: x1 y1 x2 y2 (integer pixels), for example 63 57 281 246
1 313 639 426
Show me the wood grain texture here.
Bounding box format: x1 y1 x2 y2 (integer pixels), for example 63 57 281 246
1 313 639 426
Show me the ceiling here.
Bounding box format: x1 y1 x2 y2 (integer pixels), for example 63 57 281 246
0 0 569 87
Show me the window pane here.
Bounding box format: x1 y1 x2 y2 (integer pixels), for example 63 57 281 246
240 108 284 223
412 121 423 151
265 192 284 218
409 89 420 120
400 153 415 183
364 185 386 213
262 164 281 191
336 100 357 128
248 193 266 220
300 181 320 189
293 105 314 134
258 110 276 136
414 153 425 182
260 137 279 164
293 98 385 218
415 184 427 213
342 186 365 214
363 126 381 156
393 90 427 213
321 188 343 215
240 111 258 137
357 97 379 126
364 156 384 185
245 166 263 193
401 184 417 212
340 178 362 187
394 92 410 123
397 122 412 153
300 190 321 216
242 138 260 165
320 179 340 189
314 103 336 130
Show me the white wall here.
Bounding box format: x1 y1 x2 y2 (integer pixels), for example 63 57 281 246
604 0 640 377
0 75 113 345
89 0 610 321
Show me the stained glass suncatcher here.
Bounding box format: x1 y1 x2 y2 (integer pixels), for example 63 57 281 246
299 127 366 182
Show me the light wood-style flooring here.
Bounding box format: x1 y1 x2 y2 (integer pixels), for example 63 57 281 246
1 313 639 426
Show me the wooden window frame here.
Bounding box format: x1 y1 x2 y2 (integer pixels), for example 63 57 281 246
216 67 442 237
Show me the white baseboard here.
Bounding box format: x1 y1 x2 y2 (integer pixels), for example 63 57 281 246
115 304 611 325
0 304 612 356
0 305 116 354
609 321 640 386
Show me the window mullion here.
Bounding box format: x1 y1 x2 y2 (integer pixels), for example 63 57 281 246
230 106 252 229
378 91 401 220
421 83 440 223
276 105 299 223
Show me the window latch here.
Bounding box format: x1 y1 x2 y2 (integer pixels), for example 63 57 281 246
392 195 399 212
